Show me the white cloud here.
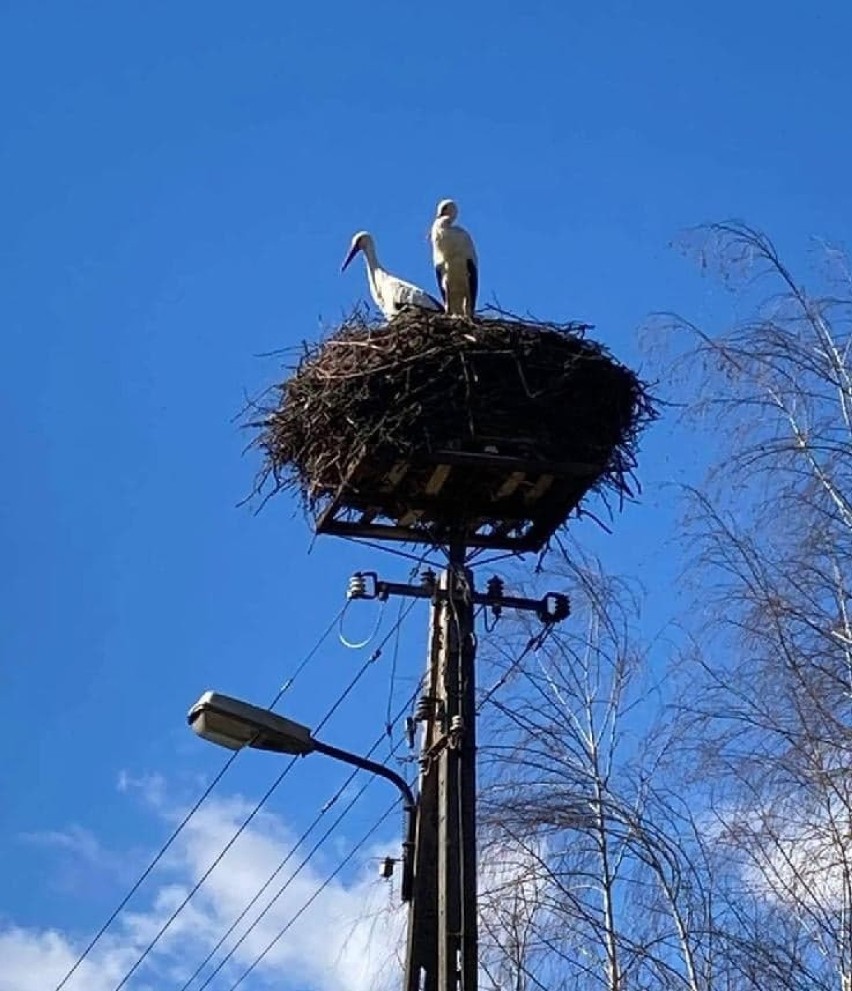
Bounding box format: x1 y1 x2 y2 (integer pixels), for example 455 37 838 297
1 784 407 991
116 771 168 807
709 792 852 913
0 927 135 991
21 826 140 893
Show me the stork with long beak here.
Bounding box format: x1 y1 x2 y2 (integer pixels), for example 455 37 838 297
341 231 442 321
430 199 478 318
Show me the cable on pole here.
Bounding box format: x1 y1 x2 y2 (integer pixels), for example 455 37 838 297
177 766 363 991
52 598 382 991
268 602 349 709
315 597 418 737
110 756 299 991
225 800 400 991
51 749 241 991
384 595 406 753
338 535 444 570
176 683 423 991
338 595 385 649
95 597 419 991
476 625 555 715
193 735 410 991
193 773 377 991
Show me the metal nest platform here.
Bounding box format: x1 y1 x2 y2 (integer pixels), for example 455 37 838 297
248 307 656 553
315 448 603 552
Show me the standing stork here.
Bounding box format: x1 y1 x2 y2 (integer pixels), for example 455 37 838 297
341 231 442 321
430 199 478 318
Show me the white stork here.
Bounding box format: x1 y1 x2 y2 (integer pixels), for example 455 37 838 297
341 231 442 321
430 199 478 318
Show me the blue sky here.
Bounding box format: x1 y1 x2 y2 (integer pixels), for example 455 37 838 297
3 1 852 988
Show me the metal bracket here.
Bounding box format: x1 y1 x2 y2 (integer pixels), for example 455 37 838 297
347 570 570 624
420 733 452 768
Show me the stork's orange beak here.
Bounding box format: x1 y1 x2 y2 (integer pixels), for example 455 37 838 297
341 244 359 272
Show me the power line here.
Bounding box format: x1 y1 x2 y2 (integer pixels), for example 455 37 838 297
112 756 300 991
179 767 366 991
194 741 407 991
199 781 376 989
384 596 406 755
52 750 241 991
52 600 343 991
476 626 555 715
101 597 419 991
267 602 349 710
176 683 423 991
226 799 400 991
314 597 418 737
468 549 522 568
55 598 343 991
382 549 436 755
339 534 444 570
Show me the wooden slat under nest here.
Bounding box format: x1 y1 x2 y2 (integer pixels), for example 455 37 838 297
247 307 657 552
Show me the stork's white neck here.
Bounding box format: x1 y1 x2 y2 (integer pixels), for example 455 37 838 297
359 241 386 303
360 238 380 271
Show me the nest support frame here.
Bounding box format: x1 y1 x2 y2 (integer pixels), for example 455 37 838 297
313 446 604 552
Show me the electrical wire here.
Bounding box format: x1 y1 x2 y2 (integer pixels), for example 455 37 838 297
192 727 413 991
383 545 433 753
445 560 473 991
480 602 498 633
52 751 241 991
338 596 385 649
467 548 522 569
456 615 555 991
458 743 470 991
315 597 418 737
101 597 419 991
178 783 358 991
111 756 300 991
225 576 554 991
181 572 550 991
476 625 555 715
226 799 400 991
384 595 406 756
176 683 423 991
195 775 377 990
267 602 349 710
52 601 348 991
338 535 443 570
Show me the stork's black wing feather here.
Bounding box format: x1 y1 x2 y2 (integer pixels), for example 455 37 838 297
435 264 447 305
467 260 478 313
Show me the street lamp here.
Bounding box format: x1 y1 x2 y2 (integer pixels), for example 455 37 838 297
187 691 416 901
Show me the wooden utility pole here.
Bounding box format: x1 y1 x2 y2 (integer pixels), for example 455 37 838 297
405 541 477 991
346 560 568 991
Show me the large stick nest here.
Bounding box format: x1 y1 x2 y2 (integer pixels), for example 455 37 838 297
247 308 656 535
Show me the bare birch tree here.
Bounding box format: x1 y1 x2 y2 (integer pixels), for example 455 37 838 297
476 222 852 991
477 550 715 991
659 222 852 991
